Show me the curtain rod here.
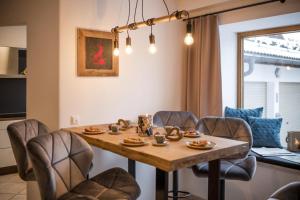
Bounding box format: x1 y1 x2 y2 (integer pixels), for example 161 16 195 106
187 0 286 20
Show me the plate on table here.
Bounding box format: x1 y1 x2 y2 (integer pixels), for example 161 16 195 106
152 141 169 147
83 131 105 135
108 131 122 135
120 138 148 147
119 125 135 131
183 131 201 138
83 127 105 135
186 140 216 150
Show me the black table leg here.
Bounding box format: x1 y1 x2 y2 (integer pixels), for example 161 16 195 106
173 170 178 200
156 168 169 200
208 159 221 200
128 159 136 178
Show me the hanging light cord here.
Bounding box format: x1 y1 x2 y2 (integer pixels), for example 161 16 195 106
162 0 170 16
141 0 145 22
134 0 139 23
126 0 131 37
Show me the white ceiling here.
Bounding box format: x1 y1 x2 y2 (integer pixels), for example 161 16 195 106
175 0 233 11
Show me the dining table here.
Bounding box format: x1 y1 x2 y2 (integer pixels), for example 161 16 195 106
64 124 249 200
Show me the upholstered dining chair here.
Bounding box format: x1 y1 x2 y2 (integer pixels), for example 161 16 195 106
27 130 141 200
153 111 199 199
7 119 50 200
193 117 257 200
268 181 300 200
7 119 49 181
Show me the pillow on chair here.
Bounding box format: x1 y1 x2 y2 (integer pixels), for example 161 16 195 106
224 107 263 122
247 116 282 148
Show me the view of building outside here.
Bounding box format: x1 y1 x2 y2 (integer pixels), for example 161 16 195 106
243 31 300 147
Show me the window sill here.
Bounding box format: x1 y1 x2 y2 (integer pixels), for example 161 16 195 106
250 151 300 170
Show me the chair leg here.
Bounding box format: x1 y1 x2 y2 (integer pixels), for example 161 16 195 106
220 179 225 200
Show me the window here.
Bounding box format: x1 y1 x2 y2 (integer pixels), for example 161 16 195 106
238 25 300 147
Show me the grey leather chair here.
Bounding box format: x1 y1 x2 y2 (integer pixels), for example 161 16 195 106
7 119 49 181
153 111 198 130
153 111 199 199
268 181 300 200
27 130 141 200
193 117 256 200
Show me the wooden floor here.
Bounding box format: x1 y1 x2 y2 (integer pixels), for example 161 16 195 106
0 173 205 200
0 173 26 200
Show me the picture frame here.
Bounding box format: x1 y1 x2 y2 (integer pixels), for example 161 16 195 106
77 28 119 76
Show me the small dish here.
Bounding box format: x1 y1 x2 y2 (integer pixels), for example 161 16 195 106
183 131 201 138
108 131 122 135
119 126 134 131
120 141 148 147
186 141 216 150
166 135 182 141
152 141 168 147
82 130 105 135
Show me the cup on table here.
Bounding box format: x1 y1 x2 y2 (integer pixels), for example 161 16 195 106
154 133 166 144
110 124 119 132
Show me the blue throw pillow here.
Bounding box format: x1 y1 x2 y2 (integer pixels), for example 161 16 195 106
224 106 263 122
247 117 282 148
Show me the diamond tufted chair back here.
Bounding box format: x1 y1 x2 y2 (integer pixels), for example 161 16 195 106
196 117 253 159
27 130 93 200
7 119 49 181
269 181 300 200
153 111 199 130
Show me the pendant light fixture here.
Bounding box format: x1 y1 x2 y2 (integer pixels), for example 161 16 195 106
149 33 157 54
111 0 193 56
125 33 133 54
125 0 133 55
113 34 119 56
184 20 194 45
148 23 157 54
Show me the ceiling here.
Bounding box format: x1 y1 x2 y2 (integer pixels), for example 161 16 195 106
175 0 233 11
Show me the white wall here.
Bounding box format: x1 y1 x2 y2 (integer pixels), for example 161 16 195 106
59 0 185 199
176 0 231 11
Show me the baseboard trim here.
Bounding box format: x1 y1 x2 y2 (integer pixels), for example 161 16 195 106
0 165 18 175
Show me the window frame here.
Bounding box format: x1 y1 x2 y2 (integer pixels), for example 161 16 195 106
236 24 300 108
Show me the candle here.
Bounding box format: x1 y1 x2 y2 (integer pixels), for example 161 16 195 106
295 138 300 149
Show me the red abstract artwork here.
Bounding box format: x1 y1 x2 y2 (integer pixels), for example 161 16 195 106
93 44 106 65
85 37 112 70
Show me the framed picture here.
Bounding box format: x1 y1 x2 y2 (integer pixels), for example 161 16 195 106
77 28 119 76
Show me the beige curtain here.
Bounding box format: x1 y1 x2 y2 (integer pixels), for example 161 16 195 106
185 15 222 118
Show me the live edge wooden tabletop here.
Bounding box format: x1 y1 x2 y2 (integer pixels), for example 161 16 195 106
64 124 249 172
